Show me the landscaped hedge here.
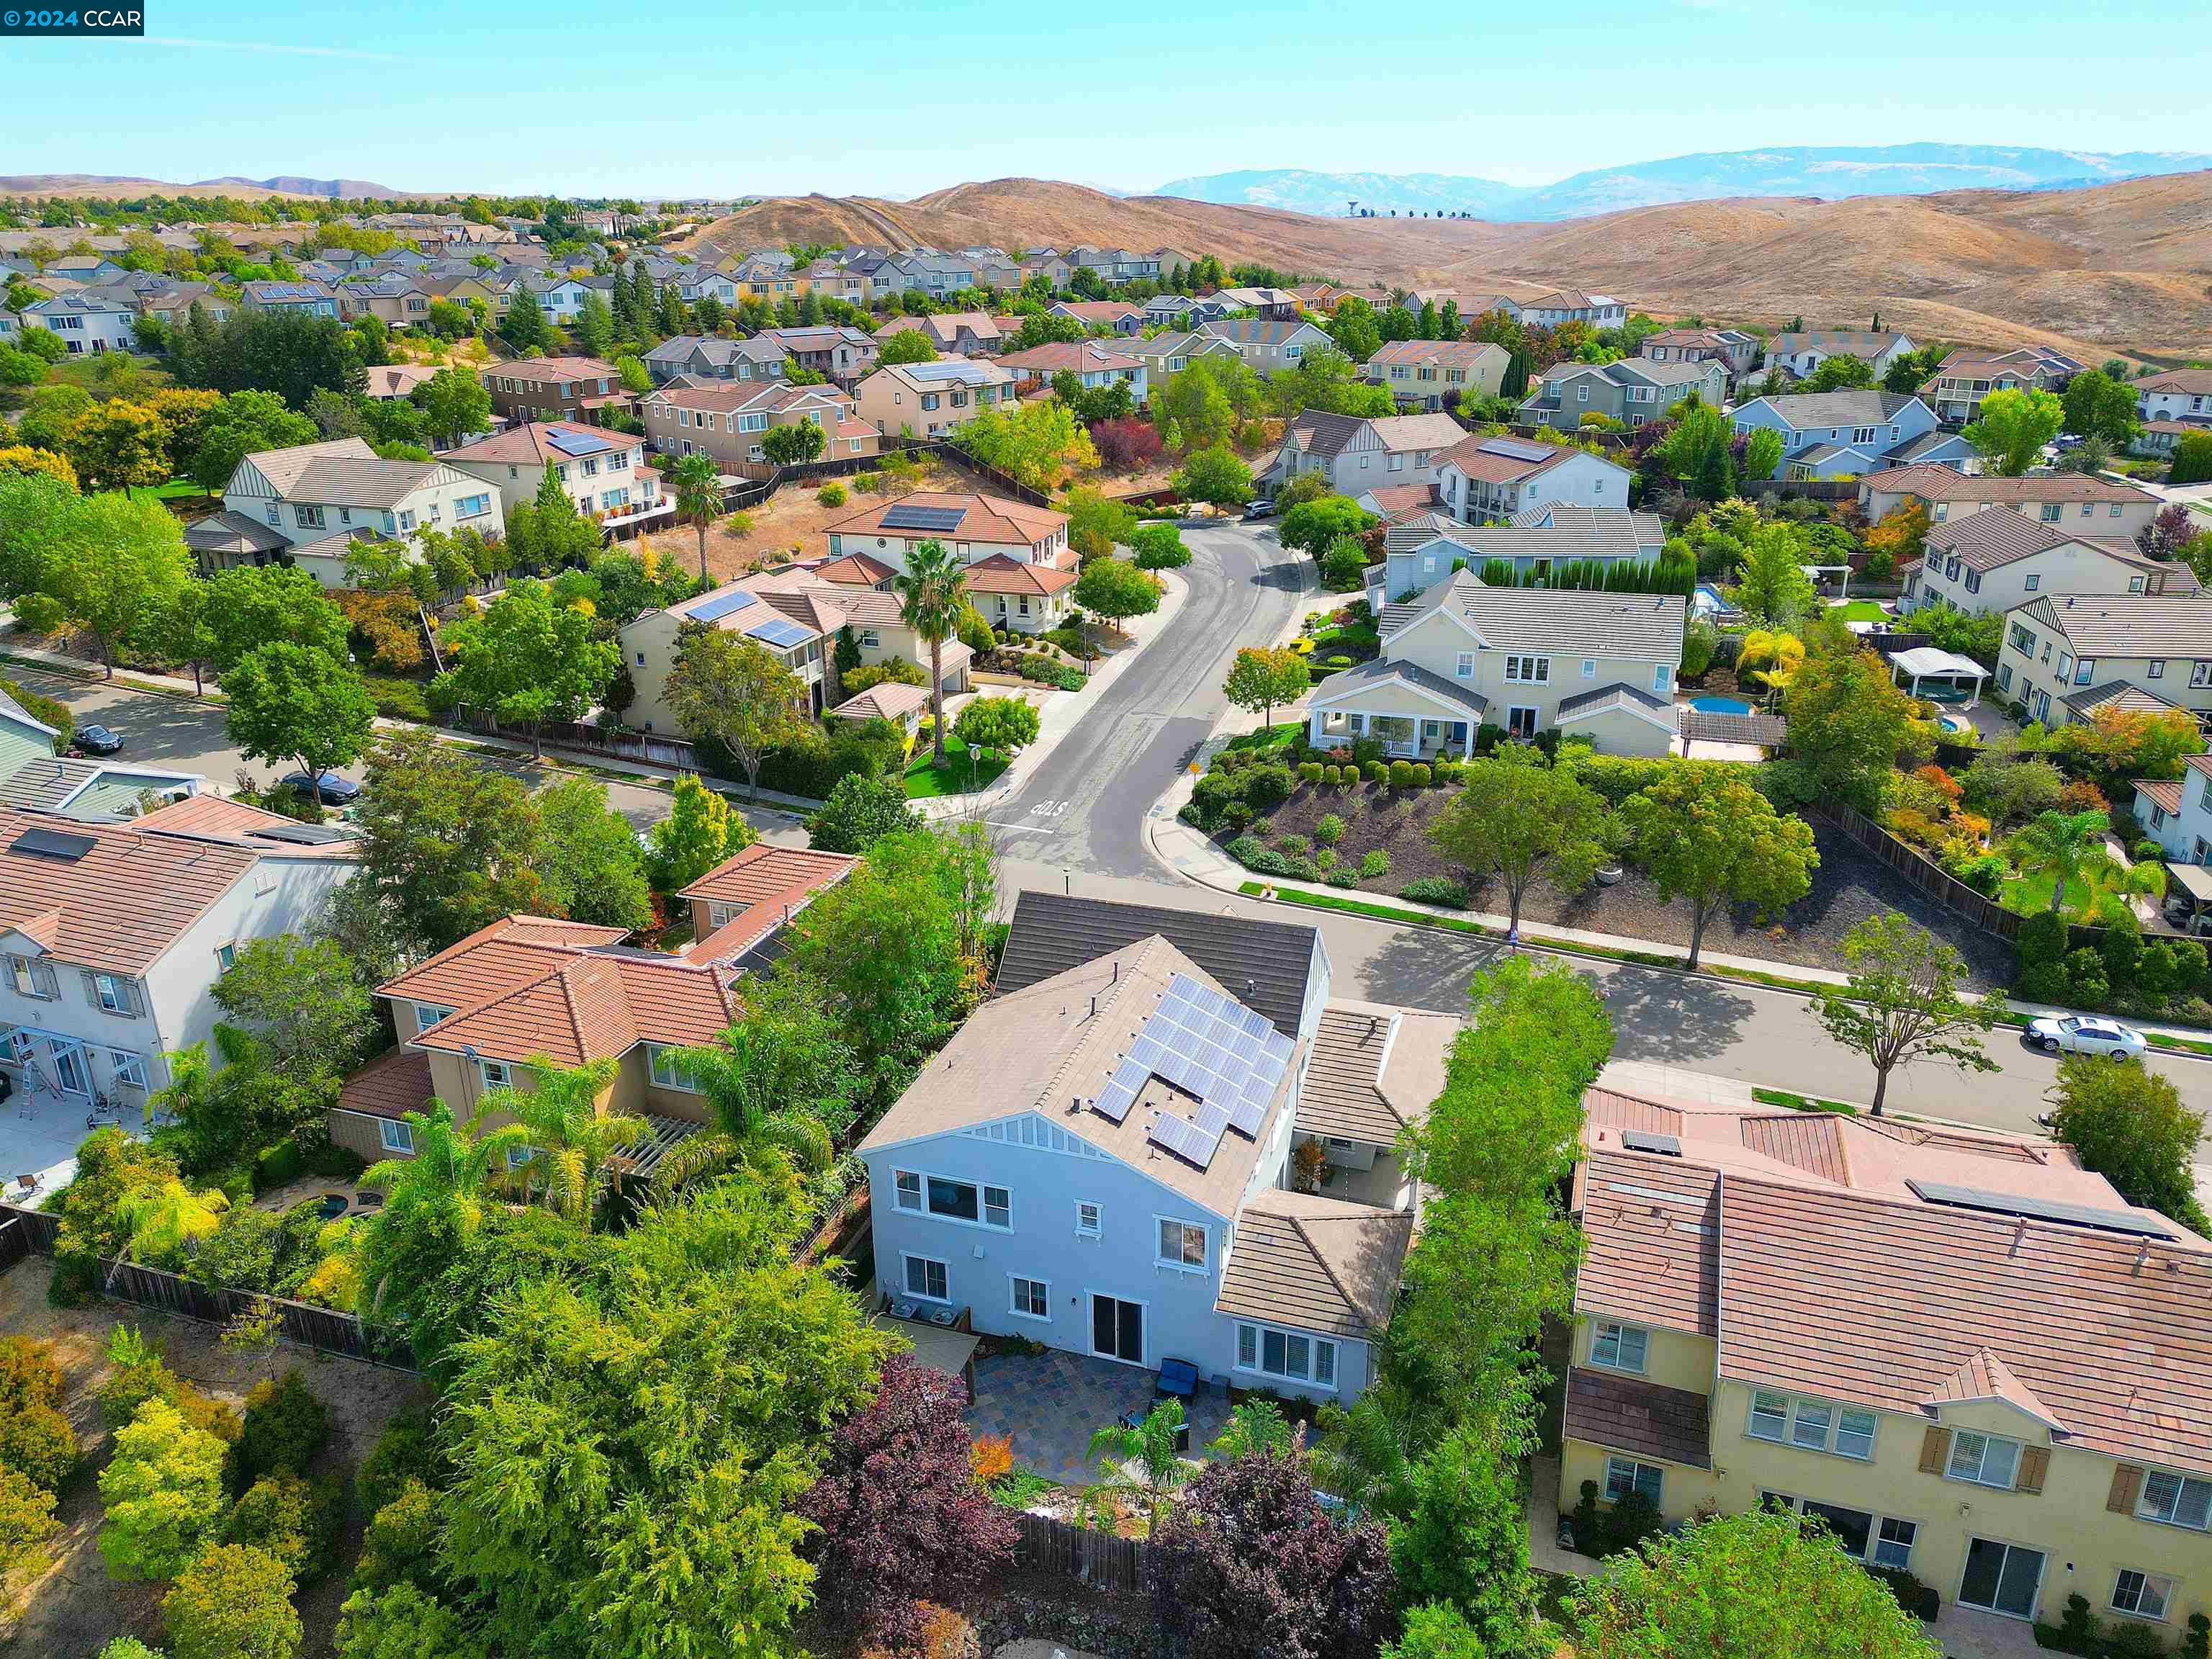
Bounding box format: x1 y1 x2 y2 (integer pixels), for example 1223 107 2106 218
694 717 908 801
1400 876 1469 909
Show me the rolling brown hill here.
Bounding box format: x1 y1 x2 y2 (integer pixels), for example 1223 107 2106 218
685 172 2212 360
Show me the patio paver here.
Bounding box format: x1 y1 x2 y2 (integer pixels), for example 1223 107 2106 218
965 1346 1232 1485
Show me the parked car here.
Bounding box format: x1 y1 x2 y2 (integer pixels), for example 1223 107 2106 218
1242 498 1277 521
2025 1014 2146 1060
282 770 362 806
74 724 124 755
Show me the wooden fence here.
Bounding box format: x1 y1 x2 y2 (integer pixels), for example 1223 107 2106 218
1815 805 2024 942
0 1202 416 1371
1014 1511 1148 1596
449 712 701 771
0 1215 28 1274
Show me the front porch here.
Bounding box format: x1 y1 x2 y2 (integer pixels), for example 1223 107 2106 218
1308 660 1493 758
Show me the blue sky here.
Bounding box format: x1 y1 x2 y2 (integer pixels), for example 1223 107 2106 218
9 0 2208 200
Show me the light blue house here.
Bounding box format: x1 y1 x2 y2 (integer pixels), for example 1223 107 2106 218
1728 390 1958 480
858 894 1449 1405
239 280 339 320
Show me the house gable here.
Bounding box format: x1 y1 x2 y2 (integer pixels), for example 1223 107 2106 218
869 1109 1237 1226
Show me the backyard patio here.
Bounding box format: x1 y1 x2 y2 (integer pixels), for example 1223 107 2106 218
964 1346 1234 1485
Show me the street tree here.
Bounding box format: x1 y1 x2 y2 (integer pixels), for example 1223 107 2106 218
2046 1055 2208 1229
1619 768 1818 969
950 693 1042 755
223 642 377 788
202 564 350 671
1811 914 1997 1115
354 730 552 953
534 775 655 932
1221 645 1310 730
806 771 921 855
1278 493 1372 572
1963 386 2064 476
33 490 196 675
663 626 808 799
432 579 619 759
646 773 751 891
1175 444 1254 513
1426 749 1609 939
667 450 722 584
1071 555 1159 633
895 537 967 766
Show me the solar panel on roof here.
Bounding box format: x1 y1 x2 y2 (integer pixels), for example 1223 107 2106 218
746 615 814 649
1087 972 1293 1161
1148 1110 1223 1169
544 427 615 457
249 824 349 846
1480 436 1555 463
1622 1130 1683 1157
11 827 96 862
881 503 968 534
1905 1179 2175 1239
688 589 758 624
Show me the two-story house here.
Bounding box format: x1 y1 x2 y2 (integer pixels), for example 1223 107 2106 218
1123 330 1244 384
823 489 1071 580
1902 507 2195 617
199 438 502 588
1143 294 1236 330
756 325 879 386
22 291 138 354
441 423 664 536
1918 346 2083 425
2135 370 2212 428
1367 504 1668 608
641 334 789 387
851 358 1018 439
238 279 341 319
876 312 1004 358
1047 300 1146 336
0 798 359 1119
1996 592 2212 727
1859 467 2163 542
1272 410 1466 497
1637 328 1761 387
1563 1090 2211 1637
643 380 876 475
859 891 1449 1403
1197 317 1332 373
1730 392 1963 480
1521 358 1727 431
484 355 631 426
1434 433 1635 523
1518 289 1627 329
1363 340 1509 412
995 340 1149 403
336 272 432 331
1758 328 1915 381
2131 755 2212 866
1308 574 1686 755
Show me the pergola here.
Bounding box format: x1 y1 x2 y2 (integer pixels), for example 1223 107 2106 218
1802 562 1853 601
1888 646 1988 708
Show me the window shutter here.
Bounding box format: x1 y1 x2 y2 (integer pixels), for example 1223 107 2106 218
2108 1464 2144 1515
79 968 98 1003
2017 1447 2049 1495
1917 1426 1951 1475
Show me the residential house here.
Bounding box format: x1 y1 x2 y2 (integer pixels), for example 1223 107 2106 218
2139 421 2208 457
824 489 1070 576
45 253 127 284
1366 504 1667 608
1144 294 1235 329
0 798 359 1111
1434 433 1635 523
1198 316 1332 372
1858 467 2163 541
2136 370 2212 428
2131 756 2212 866
1561 1087 2212 1634
876 312 1004 358
0 686 59 779
860 890 1449 1402
238 279 341 318
851 359 1018 439
1997 593 2212 726
673 844 858 973
521 272 608 328
1309 575 1686 754
0 755 204 822
1759 328 1914 381
21 291 138 354
1637 328 1760 387
1272 410 1465 495
725 254 803 304
1520 358 1727 431
1517 289 1627 328
336 272 432 330
134 281 232 333
1919 346 2084 425
995 340 1149 403
441 423 665 536
642 380 876 475
361 364 441 401
202 437 502 588
1213 286 1301 320
671 266 740 310
1730 392 1957 480
641 334 788 387
1363 340 1509 411
1048 300 1145 336
484 355 631 426
756 325 879 385
1903 508 2195 617
1123 329 1244 382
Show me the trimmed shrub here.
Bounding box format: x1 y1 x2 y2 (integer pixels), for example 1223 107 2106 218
817 483 848 508
252 1138 305 1196
1400 877 1470 909
1433 760 1464 785
233 1370 330 1493
1315 848 1339 871
1359 850 1391 879
1298 761 1322 784
1313 813 1346 848
1321 764 1342 786
1388 760 1414 790
2132 839 2164 863
1362 760 1388 784
1869 1565 1939 1622
1411 763 1433 788
0 1401 77 1493
1277 834 1312 858
1325 869 1359 889
0 1336 66 1417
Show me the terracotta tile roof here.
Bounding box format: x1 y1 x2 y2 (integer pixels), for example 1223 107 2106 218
1366 339 1508 371
996 341 1143 375
1297 1001 1455 1146
1215 1188 1412 1339
2135 778 2184 814
1573 1149 1721 1337
1923 1346 2067 1432
832 682 931 724
677 845 857 966
958 553 1076 595
2139 369 2212 396
1737 1113 1851 1184
1437 433 1576 485
826 490 1066 547
440 421 641 468
1865 465 2158 505
812 552 895 587
493 355 622 380
1362 483 1441 516
1565 1369 1713 1469
1051 300 1143 323
336 1046 433 1123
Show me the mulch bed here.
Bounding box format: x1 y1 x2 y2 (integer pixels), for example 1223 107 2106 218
1218 781 2013 987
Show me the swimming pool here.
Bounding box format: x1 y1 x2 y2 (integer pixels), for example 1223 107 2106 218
1689 695 1753 716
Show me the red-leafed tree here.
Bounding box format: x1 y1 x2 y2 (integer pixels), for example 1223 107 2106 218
1148 1443 1398 1659
797 1357 1017 1650
1091 415 1164 472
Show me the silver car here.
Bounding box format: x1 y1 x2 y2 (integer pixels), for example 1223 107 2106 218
2027 1014 2147 1060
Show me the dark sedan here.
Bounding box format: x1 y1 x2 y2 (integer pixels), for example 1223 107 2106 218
74 724 124 755
281 771 363 806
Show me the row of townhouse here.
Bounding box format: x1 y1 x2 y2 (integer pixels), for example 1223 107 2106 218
1565 1089 2212 1635
1904 505 2195 618
1858 466 2162 541
483 354 633 426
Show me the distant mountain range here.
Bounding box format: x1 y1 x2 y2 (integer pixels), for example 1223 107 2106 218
0 173 408 199
1154 145 2212 222
192 175 407 199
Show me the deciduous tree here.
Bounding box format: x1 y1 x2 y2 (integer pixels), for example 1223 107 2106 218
203 563 351 671
878 328 937 366
1812 914 1997 1115
646 772 750 890
1963 386 2064 476
1619 768 1817 968
1426 749 1609 938
97 1398 229 1581
416 367 490 448
1071 554 1159 632
225 642 377 786
1784 637 1931 812
950 693 1042 755
31 489 196 673
534 774 654 932
1221 644 1310 729
2060 369 2140 448
212 935 373 1084
2046 1054 2208 1229
354 729 553 953
164 1542 302 1659
761 419 826 467
1175 444 1255 513
432 578 619 759
65 399 172 493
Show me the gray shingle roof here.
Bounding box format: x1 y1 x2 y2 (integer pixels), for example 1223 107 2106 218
1308 656 1491 719
1282 409 1369 459
243 437 445 509
2062 680 2182 717
1386 570 1686 660
1758 390 1923 427
2023 593 2212 658
183 509 292 556
1557 681 1670 720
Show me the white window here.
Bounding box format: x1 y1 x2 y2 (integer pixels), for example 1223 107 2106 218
903 1254 950 1303
1455 651 1475 679
478 1058 512 1092
1834 1407 1877 1460
1946 1429 2022 1488
647 1043 698 1092
1790 1398 1834 1449
1589 1321 1648 1375
414 1003 455 1035
215 942 238 972
1236 1321 1337 1388
1076 1200 1102 1236
911 1174 1012 1230
2113 1570 2173 1622
1503 655 1549 684
1749 1390 1790 1441
1582 659 1596 678
1009 1275 1050 1320
92 973 130 1013
894 1169 922 1211
1653 664 1672 694
1156 1218 1207 1270
1874 1518 1918 1570
1604 1456 1663 1506
379 1118 416 1155
2137 1469 2212 1530
107 1051 149 1091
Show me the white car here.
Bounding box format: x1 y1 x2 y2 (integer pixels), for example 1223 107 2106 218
2027 1015 2147 1060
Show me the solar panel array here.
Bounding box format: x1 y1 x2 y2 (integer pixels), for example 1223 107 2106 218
689 589 758 624
881 503 967 534
11 827 96 862
1480 436 1555 463
746 614 815 649
1622 1130 1683 1157
544 427 616 457
904 361 987 384
1088 974 1295 1171
1905 1179 2175 1240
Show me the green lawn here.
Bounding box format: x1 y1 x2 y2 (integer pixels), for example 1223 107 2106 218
902 747 1010 799
43 355 173 397
1827 600 1889 625
2000 868 2105 921
141 478 209 501
1224 724 1302 758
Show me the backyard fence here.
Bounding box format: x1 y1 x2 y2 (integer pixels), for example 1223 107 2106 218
1813 804 2022 942
1015 1512 1149 1596
0 1202 417 1371
448 712 701 771
0 1214 29 1274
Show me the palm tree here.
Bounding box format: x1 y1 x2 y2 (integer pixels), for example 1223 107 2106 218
1086 1398 1192 1524
472 1055 644 1225
360 1099 510 1228
896 536 967 765
2009 809 2111 916
1208 1398 1295 1460
669 451 724 585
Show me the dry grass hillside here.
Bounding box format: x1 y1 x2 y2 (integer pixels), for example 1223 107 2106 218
686 171 2212 360
0 174 319 201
